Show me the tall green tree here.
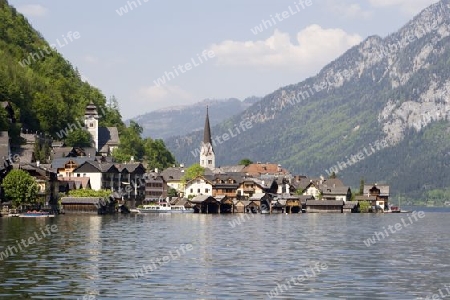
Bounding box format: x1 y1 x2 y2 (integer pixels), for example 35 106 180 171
181 164 205 183
359 178 365 195
65 128 92 147
100 96 125 131
33 138 51 163
112 120 145 162
144 138 176 170
2 169 38 207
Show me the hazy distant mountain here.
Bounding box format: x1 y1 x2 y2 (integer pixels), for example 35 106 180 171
165 0 450 199
131 97 260 139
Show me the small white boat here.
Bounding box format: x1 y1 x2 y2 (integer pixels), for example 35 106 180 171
171 205 194 213
19 212 55 218
137 202 171 213
129 208 140 213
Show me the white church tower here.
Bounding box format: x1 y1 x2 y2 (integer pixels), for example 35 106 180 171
84 101 99 151
200 106 215 170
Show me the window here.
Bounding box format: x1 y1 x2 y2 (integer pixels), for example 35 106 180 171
90 123 94 128
197 189 201 193
208 160 212 164
205 188 209 193
190 189 193 193
77 174 80 177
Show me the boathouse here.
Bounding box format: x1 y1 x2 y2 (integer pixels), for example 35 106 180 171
191 195 220 214
305 200 344 213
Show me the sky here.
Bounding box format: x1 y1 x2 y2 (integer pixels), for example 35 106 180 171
8 0 440 119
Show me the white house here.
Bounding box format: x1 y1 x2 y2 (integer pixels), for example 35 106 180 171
184 176 213 198
303 181 321 199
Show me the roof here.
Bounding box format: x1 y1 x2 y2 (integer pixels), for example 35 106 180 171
306 200 344 206
213 165 246 174
51 157 96 169
297 195 314 201
321 178 345 188
241 177 273 189
364 184 390 197
355 195 378 201
212 173 243 187
0 131 9 144
322 186 350 196
161 167 186 181
169 197 189 206
186 175 213 186
249 193 266 200
98 127 120 153
291 177 312 191
203 107 212 145
0 131 10 167
190 195 217 204
243 163 289 176
115 163 145 173
85 101 99 116
343 201 359 209
12 144 34 164
51 147 73 158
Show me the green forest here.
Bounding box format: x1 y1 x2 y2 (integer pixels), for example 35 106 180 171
0 0 175 170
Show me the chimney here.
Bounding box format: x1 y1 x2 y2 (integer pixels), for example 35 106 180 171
36 160 40 167
155 168 159 173
130 156 134 162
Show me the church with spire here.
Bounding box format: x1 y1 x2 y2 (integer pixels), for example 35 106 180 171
200 107 215 170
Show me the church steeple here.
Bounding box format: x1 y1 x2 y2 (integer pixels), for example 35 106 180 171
200 106 215 170
203 106 212 144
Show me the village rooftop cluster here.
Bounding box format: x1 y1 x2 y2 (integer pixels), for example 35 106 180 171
0 102 390 215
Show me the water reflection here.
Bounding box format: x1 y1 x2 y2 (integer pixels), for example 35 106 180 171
0 211 449 299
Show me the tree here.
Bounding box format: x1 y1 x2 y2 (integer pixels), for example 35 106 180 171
238 158 253 166
359 201 371 213
2 169 38 207
33 139 51 163
144 138 176 171
100 95 125 132
112 121 145 162
65 128 92 147
181 164 205 183
359 178 365 195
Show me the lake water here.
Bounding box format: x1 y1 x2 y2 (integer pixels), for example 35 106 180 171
1 207 450 299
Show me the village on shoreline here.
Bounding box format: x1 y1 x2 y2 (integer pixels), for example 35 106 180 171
0 103 392 216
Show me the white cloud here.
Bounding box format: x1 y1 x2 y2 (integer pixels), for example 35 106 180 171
136 85 194 110
368 0 439 15
16 4 48 17
329 2 373 19
209 26 362 72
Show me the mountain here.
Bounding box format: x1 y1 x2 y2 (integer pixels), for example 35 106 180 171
164 0 450 200
131 96 260 139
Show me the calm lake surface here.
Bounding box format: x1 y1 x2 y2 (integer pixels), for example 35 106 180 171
1 207 450 299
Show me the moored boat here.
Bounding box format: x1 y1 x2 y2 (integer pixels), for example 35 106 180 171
137 201 171 213
19 211 55 218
